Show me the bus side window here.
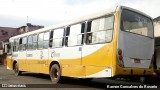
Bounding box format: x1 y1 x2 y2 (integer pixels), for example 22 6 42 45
52 28 64 48
66 23 85 46
81 23 85 44
33 34 37 49
9 42 13 54
65 27 70 46
22 37 27 50
16 39 19 51
86 21 92 44
13 40 16 52
86 16 114 44
43 31 49 49
19 38 23 51
38 33 44 49
49 31 53 47
19 37 27 51
27 35 33 50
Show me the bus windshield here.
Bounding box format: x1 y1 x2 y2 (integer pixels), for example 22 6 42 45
120 9 154 38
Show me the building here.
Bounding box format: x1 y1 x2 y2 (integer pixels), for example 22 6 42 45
0 27 19 42
18 23 44 34
0 27 18 65
0 23 44 65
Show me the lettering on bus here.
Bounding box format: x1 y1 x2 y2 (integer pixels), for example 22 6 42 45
12 54 18 57
51 51 60 58
27 54 33 57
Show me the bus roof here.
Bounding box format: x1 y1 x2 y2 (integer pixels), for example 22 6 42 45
9 5 152 41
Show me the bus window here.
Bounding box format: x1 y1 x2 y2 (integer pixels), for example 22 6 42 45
7 42 12 54
43 31 49 49
86 15 114 44
33 34 37 49
13 39 19 52
120 9 153 38
18 38 22 51
52 29 64 48
27 35 33 50
22 37 27 50
18 37 27 51
49 31 53 47
66 23 85 46
38 33 44 49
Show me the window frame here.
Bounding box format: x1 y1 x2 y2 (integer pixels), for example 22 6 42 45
120 9 154 39
65 22 85 47
50 28 65 48
85 14 114 45
22 37 27 51
27 35 33 50
18 37 27 51
38 32 44 49
43 31 50 49
13 39 19 52
32 34 38 50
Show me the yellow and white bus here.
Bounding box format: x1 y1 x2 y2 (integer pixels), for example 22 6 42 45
6 6 154 83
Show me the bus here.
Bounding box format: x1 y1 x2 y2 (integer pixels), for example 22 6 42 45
6 6 154 83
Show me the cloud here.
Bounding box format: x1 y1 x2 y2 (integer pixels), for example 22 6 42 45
120 0 160 18
0 0 160 27
0 0 119 27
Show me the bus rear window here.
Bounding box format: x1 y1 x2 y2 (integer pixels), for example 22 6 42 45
120 9 153 38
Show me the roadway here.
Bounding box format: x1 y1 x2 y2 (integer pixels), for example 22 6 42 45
0 65 159 90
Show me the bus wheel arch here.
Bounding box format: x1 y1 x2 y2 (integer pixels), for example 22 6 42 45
49 61 61 71
13 60 17 69
13 60 21 76
49 61 62 84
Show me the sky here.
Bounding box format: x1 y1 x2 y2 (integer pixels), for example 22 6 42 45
0 0 160 28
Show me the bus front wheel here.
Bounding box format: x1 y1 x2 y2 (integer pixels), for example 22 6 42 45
13 63 22 76
50 64 62 84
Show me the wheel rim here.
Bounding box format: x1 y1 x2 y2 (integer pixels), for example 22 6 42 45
14 64 19 74
52 68 58 80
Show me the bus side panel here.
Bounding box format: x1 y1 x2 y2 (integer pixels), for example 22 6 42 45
49 46 82 77
6 55 13 70
61 64 85 77
25 49 49 74
17 51 27 71
82 43 113 78
85 66 112 78
82 43 113 66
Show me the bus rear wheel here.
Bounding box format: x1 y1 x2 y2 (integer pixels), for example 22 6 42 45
50 64 62 84
13 63 22 76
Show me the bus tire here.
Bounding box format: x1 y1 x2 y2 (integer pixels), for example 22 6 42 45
13 63 22 76
50 64 62 84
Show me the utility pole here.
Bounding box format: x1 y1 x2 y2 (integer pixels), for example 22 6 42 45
27 16 28 23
